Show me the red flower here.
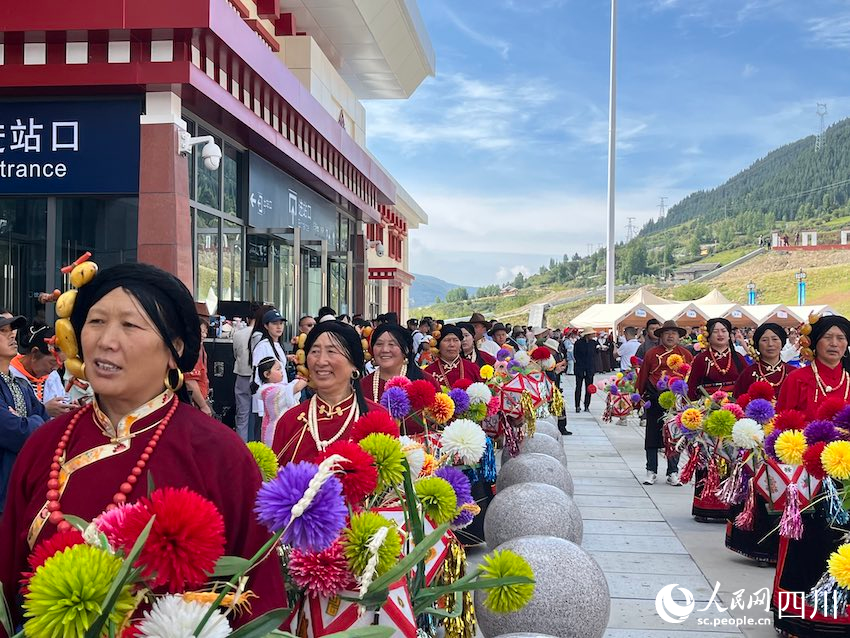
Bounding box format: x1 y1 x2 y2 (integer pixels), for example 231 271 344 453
317 440 378 504
487 395 500 417
736 393 751 410
21 528 84 592
350 410 400 442
748 381 775 402
802 441 827 479
588 384 598 395
677 363 691 376
630 356 641 367
115 487 226 592
773 409 807 432
407 380 437 411
452 378 474 391
289 540 354 598
531 347 550 361
818 397 848 422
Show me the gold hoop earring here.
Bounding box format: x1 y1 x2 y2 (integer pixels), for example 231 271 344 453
351 370 361 380
165 368 184 392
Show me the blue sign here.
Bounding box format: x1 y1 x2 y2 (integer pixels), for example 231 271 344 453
0 99 141 195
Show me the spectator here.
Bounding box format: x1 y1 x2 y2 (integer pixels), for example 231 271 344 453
184 303 213 417
298 314 316 335
573 328 599 413
231 302 260 442
10 324 73 417
250 309 287 441
615 326 641 372
636 318 661 359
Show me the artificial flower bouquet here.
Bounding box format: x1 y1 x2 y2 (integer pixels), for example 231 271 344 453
601 363 647 422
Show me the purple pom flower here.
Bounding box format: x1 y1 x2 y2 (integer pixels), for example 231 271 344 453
610 385 620 396
643 400 652 409
803 419 841 445
656 377 669 392
624 372 635 382
434 466 474 528
449 388 471 415
630 393 642 403
496 348 512 361
670 379 688 396
255 461 347 551
834 405 850 429
380 385 411 419
744 398 775 425
764 430 781 461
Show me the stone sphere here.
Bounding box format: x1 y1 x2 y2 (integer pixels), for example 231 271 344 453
496 453 574 496
476 536 610 638
532 421 562 440
502 434 567 467
485 483 583 548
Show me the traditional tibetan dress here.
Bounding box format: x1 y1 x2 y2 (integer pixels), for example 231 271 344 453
360 371 441 436
425 357 482 389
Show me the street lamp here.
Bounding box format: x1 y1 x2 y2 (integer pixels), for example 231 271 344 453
795 268 807 306
747 280 756 306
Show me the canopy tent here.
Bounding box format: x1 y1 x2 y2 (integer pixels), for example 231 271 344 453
788 305 837 321
569 302 665 330
623 287 672 306
695 289 733 305
651 302 709 327
699 303 759 327
746 304 801 327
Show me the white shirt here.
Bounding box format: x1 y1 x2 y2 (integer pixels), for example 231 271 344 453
478 339 500 357
617 338 641 371
232 325 253 377
252 339 287 412
10 367 66 404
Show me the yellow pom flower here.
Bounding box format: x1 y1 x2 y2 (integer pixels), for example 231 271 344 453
762 419 775 437
828 543 850 589
428 393 455 425
680 408 703 431
666 354 684 372
775 430 807 466
479 365 495 380
616 372 623 380
822 440 850 480
479 550 535 614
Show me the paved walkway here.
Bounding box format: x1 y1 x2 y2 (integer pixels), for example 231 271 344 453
561 374 776 638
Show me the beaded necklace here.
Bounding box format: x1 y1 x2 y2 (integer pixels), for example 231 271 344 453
372 362 408 402
707 347 733 375
307 394 359 452
812 360 850 402
434 357 463 388
756 360 786 389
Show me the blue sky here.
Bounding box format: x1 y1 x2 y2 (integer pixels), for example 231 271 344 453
364 0 850 287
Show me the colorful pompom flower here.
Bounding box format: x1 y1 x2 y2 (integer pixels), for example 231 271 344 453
479 364 495 380
821 440 850 480
666 354 684 371
384 375 411 390
434 466 474 528
802 441 828 480
380 385 412 419
342 511 402 578
772 409 807 433
415 476 459 525
21 528 84 592
441 419 487 465
531 347 550 361
350 410 401 441
774 430 807 466
680 408 703 431
669 379 688 396
747 381 775 402
466 382 492 405
478 549 535 614
136 594 231 638
744 398 775 425
828 543 850 589
817 397 848 422
23 544 136 638
255 462 347 552
721 403 745 420
736 393 751 410
658 391 676 410
359 433 406 490
731 418 763 449
587 384 598 395
316 440 379 504
448 388 471 415
407 380 437 412
289 540 354 598
428 392 456 425
803 420 841 446
247 441 279 481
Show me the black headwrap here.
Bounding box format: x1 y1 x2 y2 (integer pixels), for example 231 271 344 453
752 323 787 352
706 317 733 337
70 263 201 404
810 315 850 372
370 323 424 381
304 320 370 413
437 325 463 346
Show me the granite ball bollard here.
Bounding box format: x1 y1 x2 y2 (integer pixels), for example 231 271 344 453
496 453 574 496
501 433 568 467
484 482 583 548
476 536 610 638
531 420 562 440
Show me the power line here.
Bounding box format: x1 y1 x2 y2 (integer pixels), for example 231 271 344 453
816 103 828 153
658 196 667 220
626 217 637 241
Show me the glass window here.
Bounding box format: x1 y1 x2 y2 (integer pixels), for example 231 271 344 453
195 127 222 210
0 198 47 322
195 210 220 303
223 144 240 217
221 218 243 301
56 198 138 271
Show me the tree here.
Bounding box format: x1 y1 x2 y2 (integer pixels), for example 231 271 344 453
513 271 527 289
689 234 701 256
624 240 647 278
476 284 500 298
434 296 441 304
445 287 469 303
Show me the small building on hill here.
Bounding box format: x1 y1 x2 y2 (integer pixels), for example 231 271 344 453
673 262 721 282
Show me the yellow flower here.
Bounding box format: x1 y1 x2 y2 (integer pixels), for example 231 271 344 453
616 372 623 380
479 365 494 380
680 408 703 431
763 419 775 437
828 543 850 589
775 430 807 466
666 354 684 371
428 393 455 425
822 440 850 480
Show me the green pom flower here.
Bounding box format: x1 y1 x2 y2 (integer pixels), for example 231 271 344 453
23 544 136 638
479 549 535 614
704 409 736 438
464 402 488 423
658 391 676 410
414 476 458 524
359 433 405 490
342 511 402 577
247 441 279 481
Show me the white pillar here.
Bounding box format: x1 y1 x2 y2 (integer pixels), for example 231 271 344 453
604 0 617 304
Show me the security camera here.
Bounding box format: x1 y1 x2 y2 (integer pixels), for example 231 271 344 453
202 141 222 171
368 240 385 257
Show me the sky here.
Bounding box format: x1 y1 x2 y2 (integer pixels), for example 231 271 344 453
362 0 850 287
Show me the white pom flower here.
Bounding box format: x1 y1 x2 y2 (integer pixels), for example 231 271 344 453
513 351 531 367
400 435 426 477
137 595 232 638
732 418 763 450
466 382 492 405
441 419 487 465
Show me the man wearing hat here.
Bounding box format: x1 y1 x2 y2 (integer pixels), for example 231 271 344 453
468 312 500 357
635 321 693 486
488 322 510 349
0 312 48 513
573 328 599 413
543 338 571 435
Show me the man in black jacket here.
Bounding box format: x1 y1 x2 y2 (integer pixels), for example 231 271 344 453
543 338 571 435
573 328 599 413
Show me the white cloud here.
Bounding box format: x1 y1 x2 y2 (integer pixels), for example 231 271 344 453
441 4 511 59
742 63 758 78
495 265 531 281
808 15 850 49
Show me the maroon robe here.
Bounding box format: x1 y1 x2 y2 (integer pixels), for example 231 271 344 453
776 362 849 420
425 358 481 389
360 371 440 436
0 394 285 634
273 394 387 465
733 361 794 399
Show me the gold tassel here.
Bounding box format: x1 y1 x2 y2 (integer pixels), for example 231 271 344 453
521 390 536 437
550 385 565 417
441 536 476 638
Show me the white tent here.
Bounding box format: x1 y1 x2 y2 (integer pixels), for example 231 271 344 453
699 303 759 327
650 302 709 327
788 305 837 321
569 302 665 330
623 287 672 306
747 304 801 327
695 289 733 305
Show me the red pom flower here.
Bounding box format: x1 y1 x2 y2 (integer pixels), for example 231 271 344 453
113 487 226 592
773 409 807 432
677 363 691 376
531 347 550 361
588 384 598 395
407 380 437 412
350 410 400 442
385 376 411 391
748 381 775 402
20 528 84 592
818 397 848 422
630 356 641 367
317 440 378 504
487 394 500 417
736 393 751 410
802 441 828 479
289 540 354 598
452 378 474 391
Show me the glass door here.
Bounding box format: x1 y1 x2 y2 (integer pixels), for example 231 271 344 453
301 248 322 317
0 199 47 322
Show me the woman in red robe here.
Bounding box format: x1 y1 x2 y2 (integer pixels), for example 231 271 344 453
726 322 792 565
360 323 440 436
772 315 850 637
686 317 746 523
425 325 482 388
0 263 284 636
273 321 388 464
459 322 496 368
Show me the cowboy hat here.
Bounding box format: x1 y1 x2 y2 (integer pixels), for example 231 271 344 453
488 321 509 336
532 326 549 336
656 320 687 337
543 338 560 352
580 328 596 337
468 312 488 326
